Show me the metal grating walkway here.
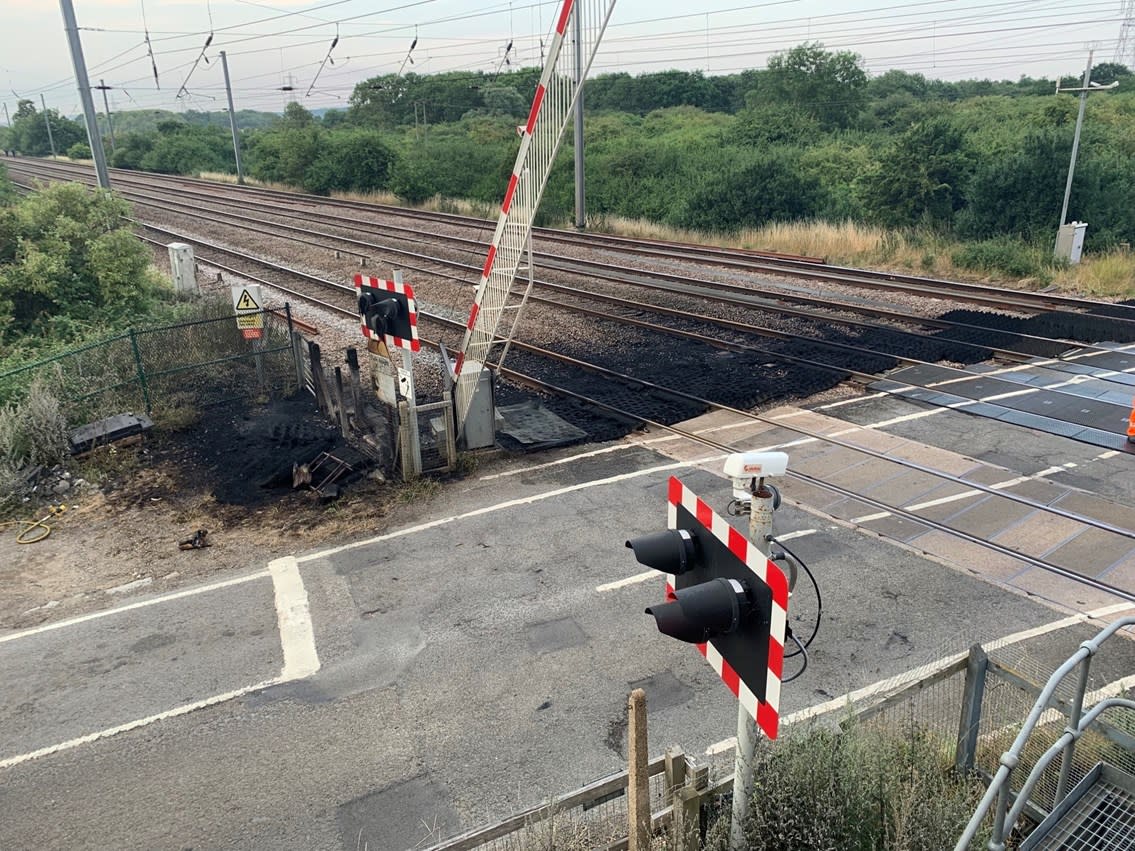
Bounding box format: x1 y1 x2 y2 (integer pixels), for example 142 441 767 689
1024 764 1135 851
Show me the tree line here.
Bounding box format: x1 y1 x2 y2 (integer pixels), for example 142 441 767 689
4 44 1133 257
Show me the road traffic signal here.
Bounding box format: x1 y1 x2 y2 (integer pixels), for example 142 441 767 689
627 476 788 738
354 274 420 352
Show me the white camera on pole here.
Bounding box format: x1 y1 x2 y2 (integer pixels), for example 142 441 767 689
724 451 788 503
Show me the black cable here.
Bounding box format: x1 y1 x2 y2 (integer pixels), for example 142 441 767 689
782 629 808 683
769 534 822 653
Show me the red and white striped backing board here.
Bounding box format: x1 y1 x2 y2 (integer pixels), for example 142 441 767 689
354 274 420 353
664 475 788 739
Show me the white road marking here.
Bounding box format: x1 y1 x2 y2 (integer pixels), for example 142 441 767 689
0 569 270 646
269 557 321 680
478 443 638 480
848 464 1075 524
0 677 279 770
0 560 320 770
596 570 658 593
772 529 817 543
297 454 728 563
704 602 1135 756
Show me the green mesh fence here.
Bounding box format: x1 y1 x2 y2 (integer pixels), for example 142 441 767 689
0 308 297 425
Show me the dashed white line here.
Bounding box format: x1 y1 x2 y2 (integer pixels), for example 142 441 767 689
596 570 658 593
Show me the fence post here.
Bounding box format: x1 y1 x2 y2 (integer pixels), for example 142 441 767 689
309 342 330 414
441 391 457 471
673 770 706 851
334 367 350 437
956 644 989 773
627 689 650 851
128 329 152 414
292 331 306 392
347 348 363 427
398 400 416 481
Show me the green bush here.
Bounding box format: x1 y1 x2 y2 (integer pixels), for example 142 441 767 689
67 142 91 160
0 378 68 470
951 237 1050 280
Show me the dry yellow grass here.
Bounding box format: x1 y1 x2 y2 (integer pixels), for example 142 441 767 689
588 215 1135 299
1056 250 1135 298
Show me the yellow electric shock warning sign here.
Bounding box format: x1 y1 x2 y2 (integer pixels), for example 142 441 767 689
231 284 264 334
234 289 260 311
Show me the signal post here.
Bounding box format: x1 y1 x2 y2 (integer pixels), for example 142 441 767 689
627 453 791 850
354 271 421 478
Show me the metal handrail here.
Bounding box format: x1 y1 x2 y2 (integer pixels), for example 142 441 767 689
955 616 1135 850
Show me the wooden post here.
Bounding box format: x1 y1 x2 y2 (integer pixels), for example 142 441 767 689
956 644 989 773
292 331 306 392
665 746 686 793
309 342 330 414
334 367 351 436
346 348 363 427
627 688 650 851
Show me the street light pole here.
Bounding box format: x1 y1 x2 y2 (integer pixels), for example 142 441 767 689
40 94 57 158
1053 50 1118 261
1057 51 1093 229
58 0 111 187
219 51 245 185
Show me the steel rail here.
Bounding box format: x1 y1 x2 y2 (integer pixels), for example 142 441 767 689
7 155 1134 322
69 174 1121 370
125 186 1129 382
134 223 1135 573
130 215 1067 389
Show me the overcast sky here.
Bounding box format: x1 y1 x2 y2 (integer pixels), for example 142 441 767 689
2 0 1129 118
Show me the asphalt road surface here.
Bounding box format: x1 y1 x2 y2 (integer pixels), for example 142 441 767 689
2 440 1133 850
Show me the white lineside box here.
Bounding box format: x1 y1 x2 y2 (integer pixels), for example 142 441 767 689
168 242 199 294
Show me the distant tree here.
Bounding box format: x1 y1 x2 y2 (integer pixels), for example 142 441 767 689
139 127 232 174
861 117 972 228
760 43 868 129
0 165 14 205
303 130 395 194
387 153 435 204
476 84 528 118
959 129 1069 241
6 99 86 156
1089 62 1132 87
733 102 821 146
867 69 930 100
110 132 155 170
245 125 321 186
675 147 824 231
280 102 315 129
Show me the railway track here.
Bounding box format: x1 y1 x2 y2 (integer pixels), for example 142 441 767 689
8 158 1135 383
7 156 1135 323
131 224 1135 607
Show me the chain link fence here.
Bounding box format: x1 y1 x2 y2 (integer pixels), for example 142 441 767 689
0 307 298 426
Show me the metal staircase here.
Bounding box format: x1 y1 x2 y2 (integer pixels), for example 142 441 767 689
1022 762 1135 850
956 616 1135 850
